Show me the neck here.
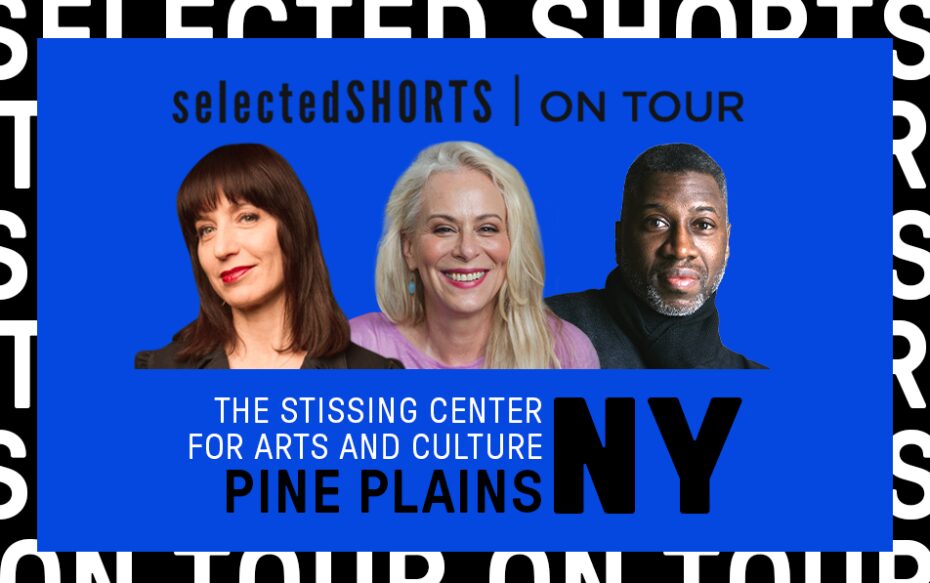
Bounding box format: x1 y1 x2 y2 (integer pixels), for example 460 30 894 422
605 267 727 368
227 295 305 368
407 305 495 366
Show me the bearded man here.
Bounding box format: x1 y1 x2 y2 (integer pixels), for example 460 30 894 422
547 143 764 369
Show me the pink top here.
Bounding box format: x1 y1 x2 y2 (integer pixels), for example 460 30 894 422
350 312 600 369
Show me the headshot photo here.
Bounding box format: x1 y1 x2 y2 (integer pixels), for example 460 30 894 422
135 143 401 369
547 143 764 369
350 141 599 369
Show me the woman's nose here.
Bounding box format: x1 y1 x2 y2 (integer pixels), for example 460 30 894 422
212 226 239 258
453 230 480 261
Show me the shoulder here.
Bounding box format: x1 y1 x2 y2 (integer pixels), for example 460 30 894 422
349 312 434 369
547 315 600 369
134 340 216 369
134 350 157 369
350 312 402 350
350 312 396 336
547 289 609 322
548 289 644 368
730 351 767 370
343 342 405 369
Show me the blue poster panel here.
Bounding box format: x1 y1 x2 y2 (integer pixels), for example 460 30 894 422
37 39 890 551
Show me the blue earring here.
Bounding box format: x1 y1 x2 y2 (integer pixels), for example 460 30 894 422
407 276 416 295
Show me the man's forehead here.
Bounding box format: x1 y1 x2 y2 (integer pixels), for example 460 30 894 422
631 171 725 209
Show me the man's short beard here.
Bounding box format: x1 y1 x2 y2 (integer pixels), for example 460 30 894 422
623 265 726 317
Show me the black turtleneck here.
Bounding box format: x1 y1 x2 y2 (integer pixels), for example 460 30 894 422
547 268 765 369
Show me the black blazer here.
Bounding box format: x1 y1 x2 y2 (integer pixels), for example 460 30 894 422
135 341 403 369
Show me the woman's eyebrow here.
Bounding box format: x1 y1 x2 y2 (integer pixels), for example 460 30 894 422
425 213 504 222
426 213 458 222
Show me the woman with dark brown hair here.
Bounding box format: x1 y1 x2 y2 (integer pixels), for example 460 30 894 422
135 143 401 369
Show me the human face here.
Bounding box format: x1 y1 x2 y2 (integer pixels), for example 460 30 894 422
403 168 511 322
195 195 286 314
618 171 729 316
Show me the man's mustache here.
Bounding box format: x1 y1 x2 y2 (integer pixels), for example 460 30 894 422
651 263 707 280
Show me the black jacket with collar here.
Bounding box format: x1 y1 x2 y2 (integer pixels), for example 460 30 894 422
135 341 403 369
547 268 764 369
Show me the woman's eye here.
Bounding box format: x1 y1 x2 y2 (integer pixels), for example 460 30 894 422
197 225 215 239
479 224 500 233
240 213 259 223
432 225 454 234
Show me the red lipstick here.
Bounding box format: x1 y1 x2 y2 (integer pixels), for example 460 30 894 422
220 266 253 284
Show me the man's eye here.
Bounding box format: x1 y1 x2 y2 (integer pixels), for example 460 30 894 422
695 220 716 231
645 217 668 230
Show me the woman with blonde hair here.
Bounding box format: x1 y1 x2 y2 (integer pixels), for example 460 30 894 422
351 141 598 369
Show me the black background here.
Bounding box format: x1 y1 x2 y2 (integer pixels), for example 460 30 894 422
0 1 926 580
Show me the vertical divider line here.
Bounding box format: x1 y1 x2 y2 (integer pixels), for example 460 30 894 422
514 74 521 127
